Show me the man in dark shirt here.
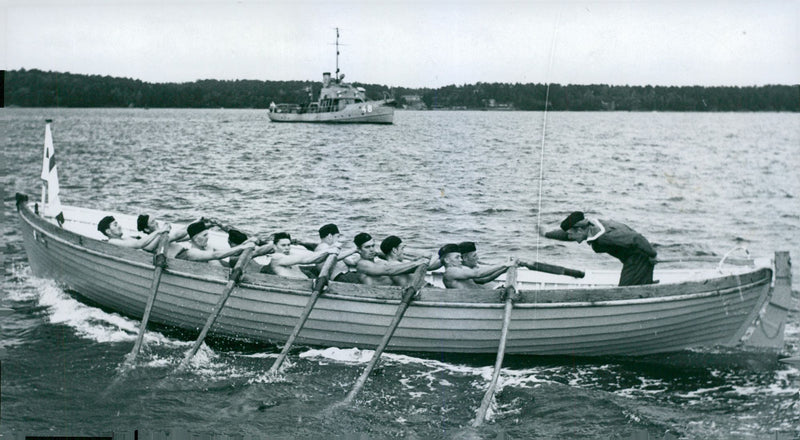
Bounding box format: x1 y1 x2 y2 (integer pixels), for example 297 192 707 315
544 211 657 286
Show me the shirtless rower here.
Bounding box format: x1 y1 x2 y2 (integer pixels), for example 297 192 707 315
440 243 516 289
354 233 427 286
268 232 339 279
177 221 254 265
97 215 170 249
226 229 275 271
136 213 200 256
380 235 417 286
458 241 509 286
315 224 360 282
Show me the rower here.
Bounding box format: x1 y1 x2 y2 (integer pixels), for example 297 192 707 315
440 243 515 289
226 229 274 272
354 233 427 286
268 232 339 279
176 221 254 265
315 223 360 282
97 215 170 249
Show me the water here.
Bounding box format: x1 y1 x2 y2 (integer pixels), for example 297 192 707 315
2 108 799 439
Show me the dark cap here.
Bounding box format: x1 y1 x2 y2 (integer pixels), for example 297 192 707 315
137 214 150 232
560 211 585 231
354 232 372 248
97 215 115 234
228 229 248 245
187 221 208 238
319 223 339 238
273 232 291 244
380 235 402 255
458 241 476 253
438 243 461 258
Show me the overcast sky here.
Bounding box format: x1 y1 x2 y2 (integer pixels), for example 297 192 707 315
3 0 798 88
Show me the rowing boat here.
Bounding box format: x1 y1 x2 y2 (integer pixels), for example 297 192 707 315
15 194 792 356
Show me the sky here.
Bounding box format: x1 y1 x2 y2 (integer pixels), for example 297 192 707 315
2 0 798 88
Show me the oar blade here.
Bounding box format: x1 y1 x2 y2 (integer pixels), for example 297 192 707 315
178 247 255 371
339 262 429 407
269 251 339 375
472 265 517 427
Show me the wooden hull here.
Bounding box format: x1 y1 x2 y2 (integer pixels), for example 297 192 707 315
268 101 394 124
16 197 788 356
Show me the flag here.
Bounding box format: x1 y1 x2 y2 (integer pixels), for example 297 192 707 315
41 121 64 225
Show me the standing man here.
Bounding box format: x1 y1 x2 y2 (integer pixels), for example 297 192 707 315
354 233 426 286
544 211 657 286
440 243 515 289
268 232 339 279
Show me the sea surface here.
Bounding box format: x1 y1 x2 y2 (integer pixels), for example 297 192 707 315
2 108 799 439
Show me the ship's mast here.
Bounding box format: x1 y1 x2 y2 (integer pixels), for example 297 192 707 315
335 27 340 82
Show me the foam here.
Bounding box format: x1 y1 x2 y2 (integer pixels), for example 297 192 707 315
27 275 187 347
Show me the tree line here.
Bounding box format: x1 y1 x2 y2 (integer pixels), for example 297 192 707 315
4 68 798 112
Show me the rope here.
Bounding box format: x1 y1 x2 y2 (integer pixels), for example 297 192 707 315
534 13 561 263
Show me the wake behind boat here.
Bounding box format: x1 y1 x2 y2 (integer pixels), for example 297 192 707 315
268 28 394 124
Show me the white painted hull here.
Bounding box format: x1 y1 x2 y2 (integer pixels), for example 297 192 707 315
16 197 790 356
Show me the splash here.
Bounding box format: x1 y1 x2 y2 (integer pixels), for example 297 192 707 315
21 273 186 347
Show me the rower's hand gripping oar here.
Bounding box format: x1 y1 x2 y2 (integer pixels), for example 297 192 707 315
472 263 518 427
337 259 431 408
521 260 584 278
122 231 171 369
268 249 340 374
178 246 255 371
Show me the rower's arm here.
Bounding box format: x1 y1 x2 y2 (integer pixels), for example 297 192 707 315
134 228 170 250
472 265 508 284
253 243 275 257
209 242 255 261
275 249 336 266
336 247 359 261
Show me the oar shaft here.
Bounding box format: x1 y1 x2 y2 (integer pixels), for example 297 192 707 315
127 231 170 363
655 257 754 266
523 261 584 278
179 247 254 370
472 265 517 427
269 252 338 374
342 263 428 406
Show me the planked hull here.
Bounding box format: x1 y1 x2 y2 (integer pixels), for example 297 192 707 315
16 196 788 356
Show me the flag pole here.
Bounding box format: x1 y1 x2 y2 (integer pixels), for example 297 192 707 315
41 119 53 210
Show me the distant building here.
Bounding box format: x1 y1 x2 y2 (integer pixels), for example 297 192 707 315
401 94 427 110
483 98 515 111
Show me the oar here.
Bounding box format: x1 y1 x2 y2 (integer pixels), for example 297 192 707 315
472 264 518 427
655 257 754 266
521 261 584 278
268 251 339 374
338 262 429 407
178 247 255 371
123 231 171 368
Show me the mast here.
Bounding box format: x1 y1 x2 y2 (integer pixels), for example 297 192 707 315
335 27 340 82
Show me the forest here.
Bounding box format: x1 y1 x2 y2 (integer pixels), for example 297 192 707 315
4 69 798 112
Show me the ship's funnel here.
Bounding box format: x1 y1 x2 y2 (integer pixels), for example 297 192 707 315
323 72 331 87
